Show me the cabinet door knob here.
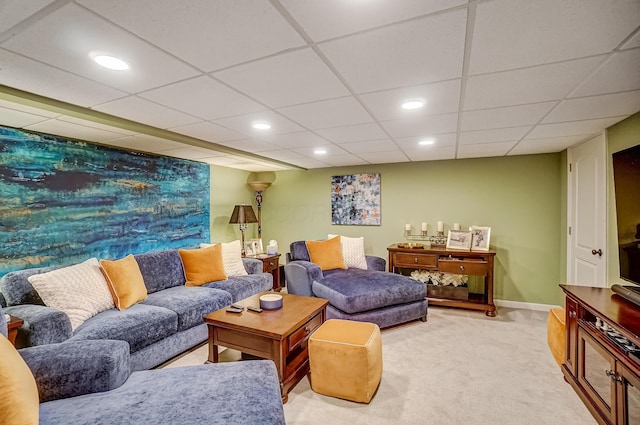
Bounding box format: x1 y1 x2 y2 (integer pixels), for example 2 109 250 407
460 265 465 271
414 258 418 263
591 249 603 257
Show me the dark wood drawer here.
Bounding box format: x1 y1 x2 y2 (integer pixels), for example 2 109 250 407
394 253 438 268
438 259 488 276
264 259 278 273
287 313 323 353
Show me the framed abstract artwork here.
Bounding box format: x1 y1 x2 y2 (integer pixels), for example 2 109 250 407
331 173 381 226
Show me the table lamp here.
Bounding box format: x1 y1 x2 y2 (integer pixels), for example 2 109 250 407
229 204 258 256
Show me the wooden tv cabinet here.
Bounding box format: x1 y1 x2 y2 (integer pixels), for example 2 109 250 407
560 285 640 425
387 245 496 316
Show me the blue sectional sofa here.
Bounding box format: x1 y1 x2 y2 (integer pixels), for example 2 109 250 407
284 241 428 328
0 306 286 425
0 248 273 371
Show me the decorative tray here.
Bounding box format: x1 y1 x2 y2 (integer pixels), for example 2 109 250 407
397 243 425 249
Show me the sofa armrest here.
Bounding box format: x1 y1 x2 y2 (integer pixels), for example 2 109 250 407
242 258 263 275
3 304 72 348
284 261 323 297
366 255 386 271
20 339 130 402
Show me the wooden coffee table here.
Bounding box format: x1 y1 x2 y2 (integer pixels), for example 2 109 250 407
203 292 328 403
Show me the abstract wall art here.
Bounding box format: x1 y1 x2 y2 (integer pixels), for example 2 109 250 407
331 173 381 225
0 126 210 277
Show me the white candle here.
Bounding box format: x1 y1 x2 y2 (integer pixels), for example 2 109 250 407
437 221 443 232
453 223 460 230
405 224 411 231
421 222 427 231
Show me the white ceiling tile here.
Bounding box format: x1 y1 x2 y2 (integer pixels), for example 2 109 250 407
2 3 199 93
459 126 531 145
169 121 244 143
356 150 410 164
340 139 397 154
0 0 57 34
319 9 467 93
292 145 350 158
79 0 305 72
24 118 128 142
464 57 603 110
277 97 373 129
571 49 640 98
57 116 134 136
542 91 640 123
323 154 369 167
213 48 349 108
258 150 310 161
202 155 247 166
93 96 201 129
470 0 640 74
314 123 388 144
103 134 186 152
526 117 628 139
260 131 329 148
461 103 557 131
216 138 280 153
0 106 51 128
509 135 590 155
457 141 517 158
280 0 466 41
284 157 332 169
622 32 640 50
403 145 456 161
395 133 457 148
155 147 223 160
139 76 266 120
381 113 458 138
212 111 304 136
0 48 127 107
360 80 461 121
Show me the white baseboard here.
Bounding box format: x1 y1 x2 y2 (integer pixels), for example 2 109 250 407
494 299 561 311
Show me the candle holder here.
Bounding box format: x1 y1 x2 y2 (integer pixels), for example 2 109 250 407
404 229 447 247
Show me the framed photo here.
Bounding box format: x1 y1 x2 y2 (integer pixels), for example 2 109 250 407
446 230 472 251
244 240 259 256
253 238 263 255
471 226 491 251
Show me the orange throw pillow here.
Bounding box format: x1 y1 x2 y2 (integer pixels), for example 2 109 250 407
178 245 227 286
306 237 347 271
100 254 147 310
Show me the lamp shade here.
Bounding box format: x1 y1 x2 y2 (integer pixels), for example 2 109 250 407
229 204 258 224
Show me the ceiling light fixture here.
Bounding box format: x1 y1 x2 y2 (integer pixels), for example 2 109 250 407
92 54 129 71
314 149 327 155
401 99 425 110
251 121 271 130
419 139 435 146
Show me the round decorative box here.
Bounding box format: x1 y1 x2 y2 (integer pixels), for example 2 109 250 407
259 294 283 310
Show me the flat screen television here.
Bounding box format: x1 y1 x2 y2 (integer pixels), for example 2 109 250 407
612 143 640 287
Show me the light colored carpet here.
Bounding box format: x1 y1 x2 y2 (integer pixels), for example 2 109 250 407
163 306 596 425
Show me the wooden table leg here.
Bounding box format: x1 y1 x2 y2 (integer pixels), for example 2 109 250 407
207 326 219 363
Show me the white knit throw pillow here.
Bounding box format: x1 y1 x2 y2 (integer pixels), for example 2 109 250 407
200 240 248 277
328 234 368 270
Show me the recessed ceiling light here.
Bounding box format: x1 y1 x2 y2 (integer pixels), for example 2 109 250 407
402 99 425 110
251 121 271 130
92 55 129 71
314 149 327 155
419 139 435 146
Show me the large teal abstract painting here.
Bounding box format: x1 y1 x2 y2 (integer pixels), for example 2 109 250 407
0 126 210 277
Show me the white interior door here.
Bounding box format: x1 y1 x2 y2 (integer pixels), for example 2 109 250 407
568 133 607 287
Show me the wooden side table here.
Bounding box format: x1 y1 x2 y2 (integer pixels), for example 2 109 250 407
7 315 23 347
248 254 282 291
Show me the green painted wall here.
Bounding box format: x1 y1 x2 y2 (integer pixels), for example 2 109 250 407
209 165 254 243
259 154 564 305
607 112 640 285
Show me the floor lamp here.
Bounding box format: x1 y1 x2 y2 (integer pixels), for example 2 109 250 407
229 204 257 257
248 181 271 241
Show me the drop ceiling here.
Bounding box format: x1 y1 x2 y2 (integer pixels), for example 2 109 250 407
0 0 639 171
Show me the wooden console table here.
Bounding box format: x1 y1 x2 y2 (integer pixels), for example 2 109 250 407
560 285 640 425
387 245 496 317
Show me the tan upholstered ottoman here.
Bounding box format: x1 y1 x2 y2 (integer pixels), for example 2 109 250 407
308 319 382 403
547 307 566 368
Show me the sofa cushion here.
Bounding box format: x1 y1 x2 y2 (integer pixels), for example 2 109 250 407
289 241 311 262
201 241 248 277
204 274 273 303
70 304 177 353
143 286 232 331
0 335 39 425
179 245 227 286
306 237 347 271
100 255 148 311
0 265 60 306
134 250 186 294
27 258 115 331
328 234 368 269
312 269 427 314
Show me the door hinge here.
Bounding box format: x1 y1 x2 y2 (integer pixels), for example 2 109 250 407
569 226 572 236
569 163 572 172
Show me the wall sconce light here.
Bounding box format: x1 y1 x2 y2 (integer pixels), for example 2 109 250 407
229 204 258 256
